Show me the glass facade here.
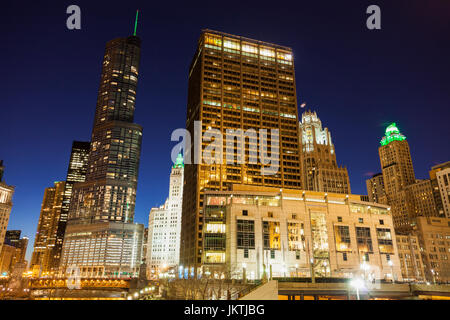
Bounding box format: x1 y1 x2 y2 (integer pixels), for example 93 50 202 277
61 35 144 277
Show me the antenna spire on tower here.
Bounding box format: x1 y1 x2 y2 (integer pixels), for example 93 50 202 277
133 10 139 36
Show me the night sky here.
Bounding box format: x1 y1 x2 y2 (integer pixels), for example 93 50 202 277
2 1 449 261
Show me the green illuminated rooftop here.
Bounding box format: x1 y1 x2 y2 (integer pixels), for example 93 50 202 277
380 123 406 146
173 153 184 168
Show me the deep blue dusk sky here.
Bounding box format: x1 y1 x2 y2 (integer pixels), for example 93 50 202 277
2 1 449 262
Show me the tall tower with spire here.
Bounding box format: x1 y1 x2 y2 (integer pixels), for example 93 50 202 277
60 14 144 278
299 110 351 194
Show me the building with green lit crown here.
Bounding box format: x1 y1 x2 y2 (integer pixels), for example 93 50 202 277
378 123 437 233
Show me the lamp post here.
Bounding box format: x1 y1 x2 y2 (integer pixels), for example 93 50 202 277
431 269 436 285
350 277 365 300
388 260 394 282
360 261 369 280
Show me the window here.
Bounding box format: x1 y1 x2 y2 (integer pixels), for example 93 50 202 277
292 214 297 219
358 218 364 223
287 222 303 251
364 253 370 262
379 219 384 225
337 216 342 222
377 228 394 254
334 225 351 252
268 212 273 218
343 252 348 261
356 227 373 253
263 221 280 250
244 248 249 258
386 254 390 261
242 210 248 216
237 220 255 249
270 250 275 259
296 251 301 260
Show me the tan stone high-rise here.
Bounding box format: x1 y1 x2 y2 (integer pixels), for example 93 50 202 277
299 110 350 194
379 123 415 231
379 123 415 195
366 173 386 204
413 217 450 283
31 181 65 274
429 161 450 218
378 123 438 232
181 30 303 275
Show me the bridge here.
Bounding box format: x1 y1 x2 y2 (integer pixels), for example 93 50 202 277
26 277 149 300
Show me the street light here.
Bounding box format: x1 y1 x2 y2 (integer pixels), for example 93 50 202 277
350 277 365 300
431 269 436 284
388 260 394 282
360 261 369 280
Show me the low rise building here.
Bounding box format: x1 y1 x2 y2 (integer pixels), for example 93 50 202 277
200 184 403 282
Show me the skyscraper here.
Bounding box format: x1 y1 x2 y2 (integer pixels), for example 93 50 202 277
31 181 65 274
60 20 144 278
181 30 303 275
435 167 450 218
4 230 28 266
0 161 15 256
299 110 350 194
147 153 184 276
429 161 450 217
366 173 386 204
379 123 415 195
378 123 415 231
378 123 438 232
51 141 90 271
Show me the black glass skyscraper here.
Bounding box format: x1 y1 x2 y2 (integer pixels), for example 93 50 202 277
49 141 90 271
60 26 144 278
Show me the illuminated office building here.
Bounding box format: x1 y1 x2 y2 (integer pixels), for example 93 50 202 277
395 234 425 282
4 230 28 266
60 21 144 278
0 161 15 258
201 184 402 282
366 173 386 204
50 141 90 271
31 181 66 274
429 162 450 218
181 30 303 275
405 179 437 221
147 154 184 275
413 217 450 283
299 110 350 194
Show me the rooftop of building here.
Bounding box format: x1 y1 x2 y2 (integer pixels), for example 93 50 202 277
430 161 450 171
204 184 390 209
201 29 292 52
